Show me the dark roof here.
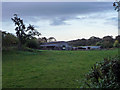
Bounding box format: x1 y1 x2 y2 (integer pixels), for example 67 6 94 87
40 41 70 47
42 41 67 45
40 44 59 47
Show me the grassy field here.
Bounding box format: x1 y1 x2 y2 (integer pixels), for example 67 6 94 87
2 49 118 88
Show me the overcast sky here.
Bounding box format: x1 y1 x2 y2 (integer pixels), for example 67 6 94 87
2 0 114 2
2 2 118 41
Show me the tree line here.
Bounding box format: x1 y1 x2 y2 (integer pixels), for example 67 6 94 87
2 30 120 50
68 35 120 48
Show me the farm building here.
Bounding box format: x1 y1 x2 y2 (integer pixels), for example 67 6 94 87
77 46 101 50
40 41 72 50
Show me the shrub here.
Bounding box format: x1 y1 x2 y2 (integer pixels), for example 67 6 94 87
82 57 120 88
113 40 120 48
102 41 113 48
2 32 18 48
26 39 39 49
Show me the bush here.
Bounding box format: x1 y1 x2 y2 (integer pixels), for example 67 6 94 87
113 40 120 48
2 32 18 48
26 39 39 49
82 57 120 88
102 41 113 48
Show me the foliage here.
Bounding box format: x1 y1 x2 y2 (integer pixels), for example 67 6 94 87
11 14 41 49
68 35 120 48
38 37 57 43
102 41 113 48
82 57 120 88
113 40 120 48
2 31 18 48
100 36 114 48
41 37 48 43
96 42 102 46
68 36 114 48
48 37 56 42
26 39 39 49
115 35 120 43
88 36 102 46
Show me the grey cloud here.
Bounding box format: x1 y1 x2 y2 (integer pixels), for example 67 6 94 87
2 0 114 2
2 2 115 26
2 2 113 20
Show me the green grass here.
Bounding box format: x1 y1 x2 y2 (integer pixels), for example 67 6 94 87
2 49 118 88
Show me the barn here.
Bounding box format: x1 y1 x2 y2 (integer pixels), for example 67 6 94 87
40 41 72 50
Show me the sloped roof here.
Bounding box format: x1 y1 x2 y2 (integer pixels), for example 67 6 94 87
40 44 59 47
43 41 66 44
40 41 68 47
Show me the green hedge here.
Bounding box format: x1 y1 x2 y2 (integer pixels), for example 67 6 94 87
82 56 120 88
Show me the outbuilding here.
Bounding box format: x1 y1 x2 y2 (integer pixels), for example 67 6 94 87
40 41 72 50
78 46 101 50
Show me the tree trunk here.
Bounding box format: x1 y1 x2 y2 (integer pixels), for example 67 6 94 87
18 38 22 50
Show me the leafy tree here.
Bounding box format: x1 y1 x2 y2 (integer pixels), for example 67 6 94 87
79 38 87 46
88 36 102 45
103 36 114 42
102 36 114 48
41 37 48 43
38 37 57 43
11 14 41 50
48 37 56 42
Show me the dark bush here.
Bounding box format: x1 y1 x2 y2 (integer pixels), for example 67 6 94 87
82 57 120 88
2 32 18 47
26 39 39 49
